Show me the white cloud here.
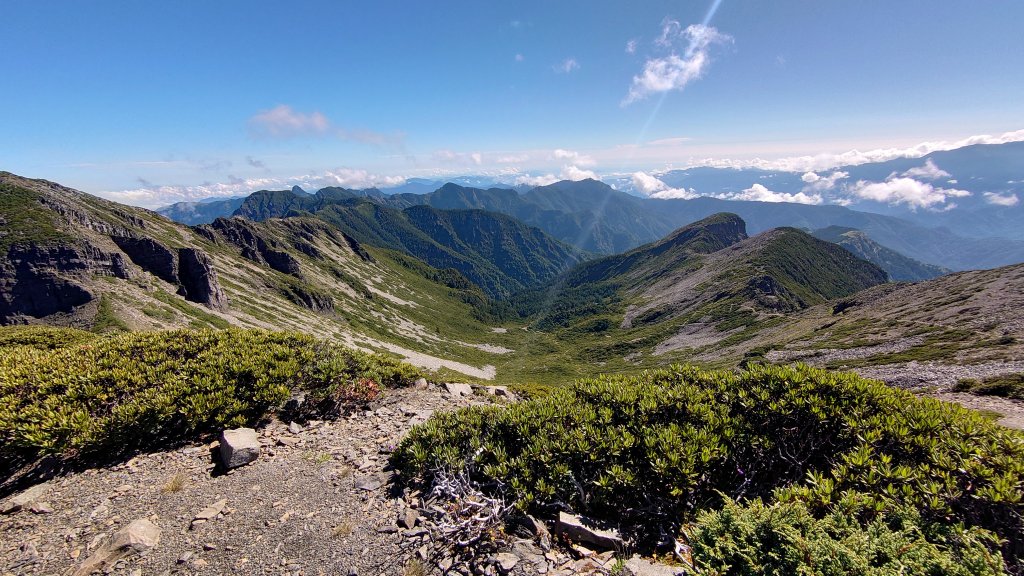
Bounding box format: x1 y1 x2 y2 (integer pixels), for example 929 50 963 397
800 170 849 192
247 104 404 147
248 105 330 138
514 165 597 188
514 174 559 187
310 169 406 190
561 165 597 181
631 171 698 199
900 159 951 180
515 53 524 62
623 23 731 105
433 149 483 166
552 148 595 166
721 183 823 205
625 39 637 54
495 154 529 164
846 177 970 210
101 169 407 209
554 58 579 73
983 192 1020 206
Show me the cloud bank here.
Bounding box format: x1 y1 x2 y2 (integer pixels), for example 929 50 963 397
845 177 970 210
687 129 1024 172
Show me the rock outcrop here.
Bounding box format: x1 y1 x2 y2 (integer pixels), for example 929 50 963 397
0 243 129 323
177 248 228 310
112 236 177 284
110 237 227 309
207 218 303 277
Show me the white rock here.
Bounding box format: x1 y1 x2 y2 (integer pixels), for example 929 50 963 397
553 512 623 550
413 377 429 390
1 483 48 514
494 552 520 573
73 519 160 576
191 499 228 528
219 428 261 469
444 383 473 398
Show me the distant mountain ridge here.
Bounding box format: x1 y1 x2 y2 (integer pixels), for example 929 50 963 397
311 201 584 300
811 226 950 281
156 174 1024 273
522 213 888 356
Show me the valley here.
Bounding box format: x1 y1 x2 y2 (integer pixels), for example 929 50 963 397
3 170 1022 430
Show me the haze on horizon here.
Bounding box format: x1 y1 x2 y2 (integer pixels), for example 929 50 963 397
3 0 1023 208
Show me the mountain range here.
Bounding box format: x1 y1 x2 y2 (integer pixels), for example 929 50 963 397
158 162 1024 273
4 169 1023 390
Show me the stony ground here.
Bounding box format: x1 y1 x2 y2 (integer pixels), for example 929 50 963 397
1 385 658 576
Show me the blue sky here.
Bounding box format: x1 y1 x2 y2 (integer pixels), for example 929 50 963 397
3 0 1023 207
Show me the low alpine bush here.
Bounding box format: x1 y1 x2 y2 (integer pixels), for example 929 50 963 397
0 327 420 466
393 363 1023 573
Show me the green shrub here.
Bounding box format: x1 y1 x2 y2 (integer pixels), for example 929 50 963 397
0 325 96 351
393 364 1023 572
688 498 1003 576
0 328 421 465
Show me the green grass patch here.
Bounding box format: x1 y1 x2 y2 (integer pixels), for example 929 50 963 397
954 373 1024 401
0 325 96 351
151 289 231 329
0 182 70 251
92 295 129 333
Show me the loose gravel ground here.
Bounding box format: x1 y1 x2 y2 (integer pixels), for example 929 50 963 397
1 386 492 576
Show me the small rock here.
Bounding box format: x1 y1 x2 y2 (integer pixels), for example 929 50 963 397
203 543 217 551
288 421 303 434
29 501 54 514
277 437 299 447
354 474 386 491
511 540 547 568
623 556 685 576
177 551 194 564
397 507 418 529
554 512 623 551
73 518 160 576
191 499 227 528
520 515 552 550
413 377 428 390
1 483 49 514
219 428 261 469
443 382 473 398
193 558 209 569
484 386 511 397
494 553 520 573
